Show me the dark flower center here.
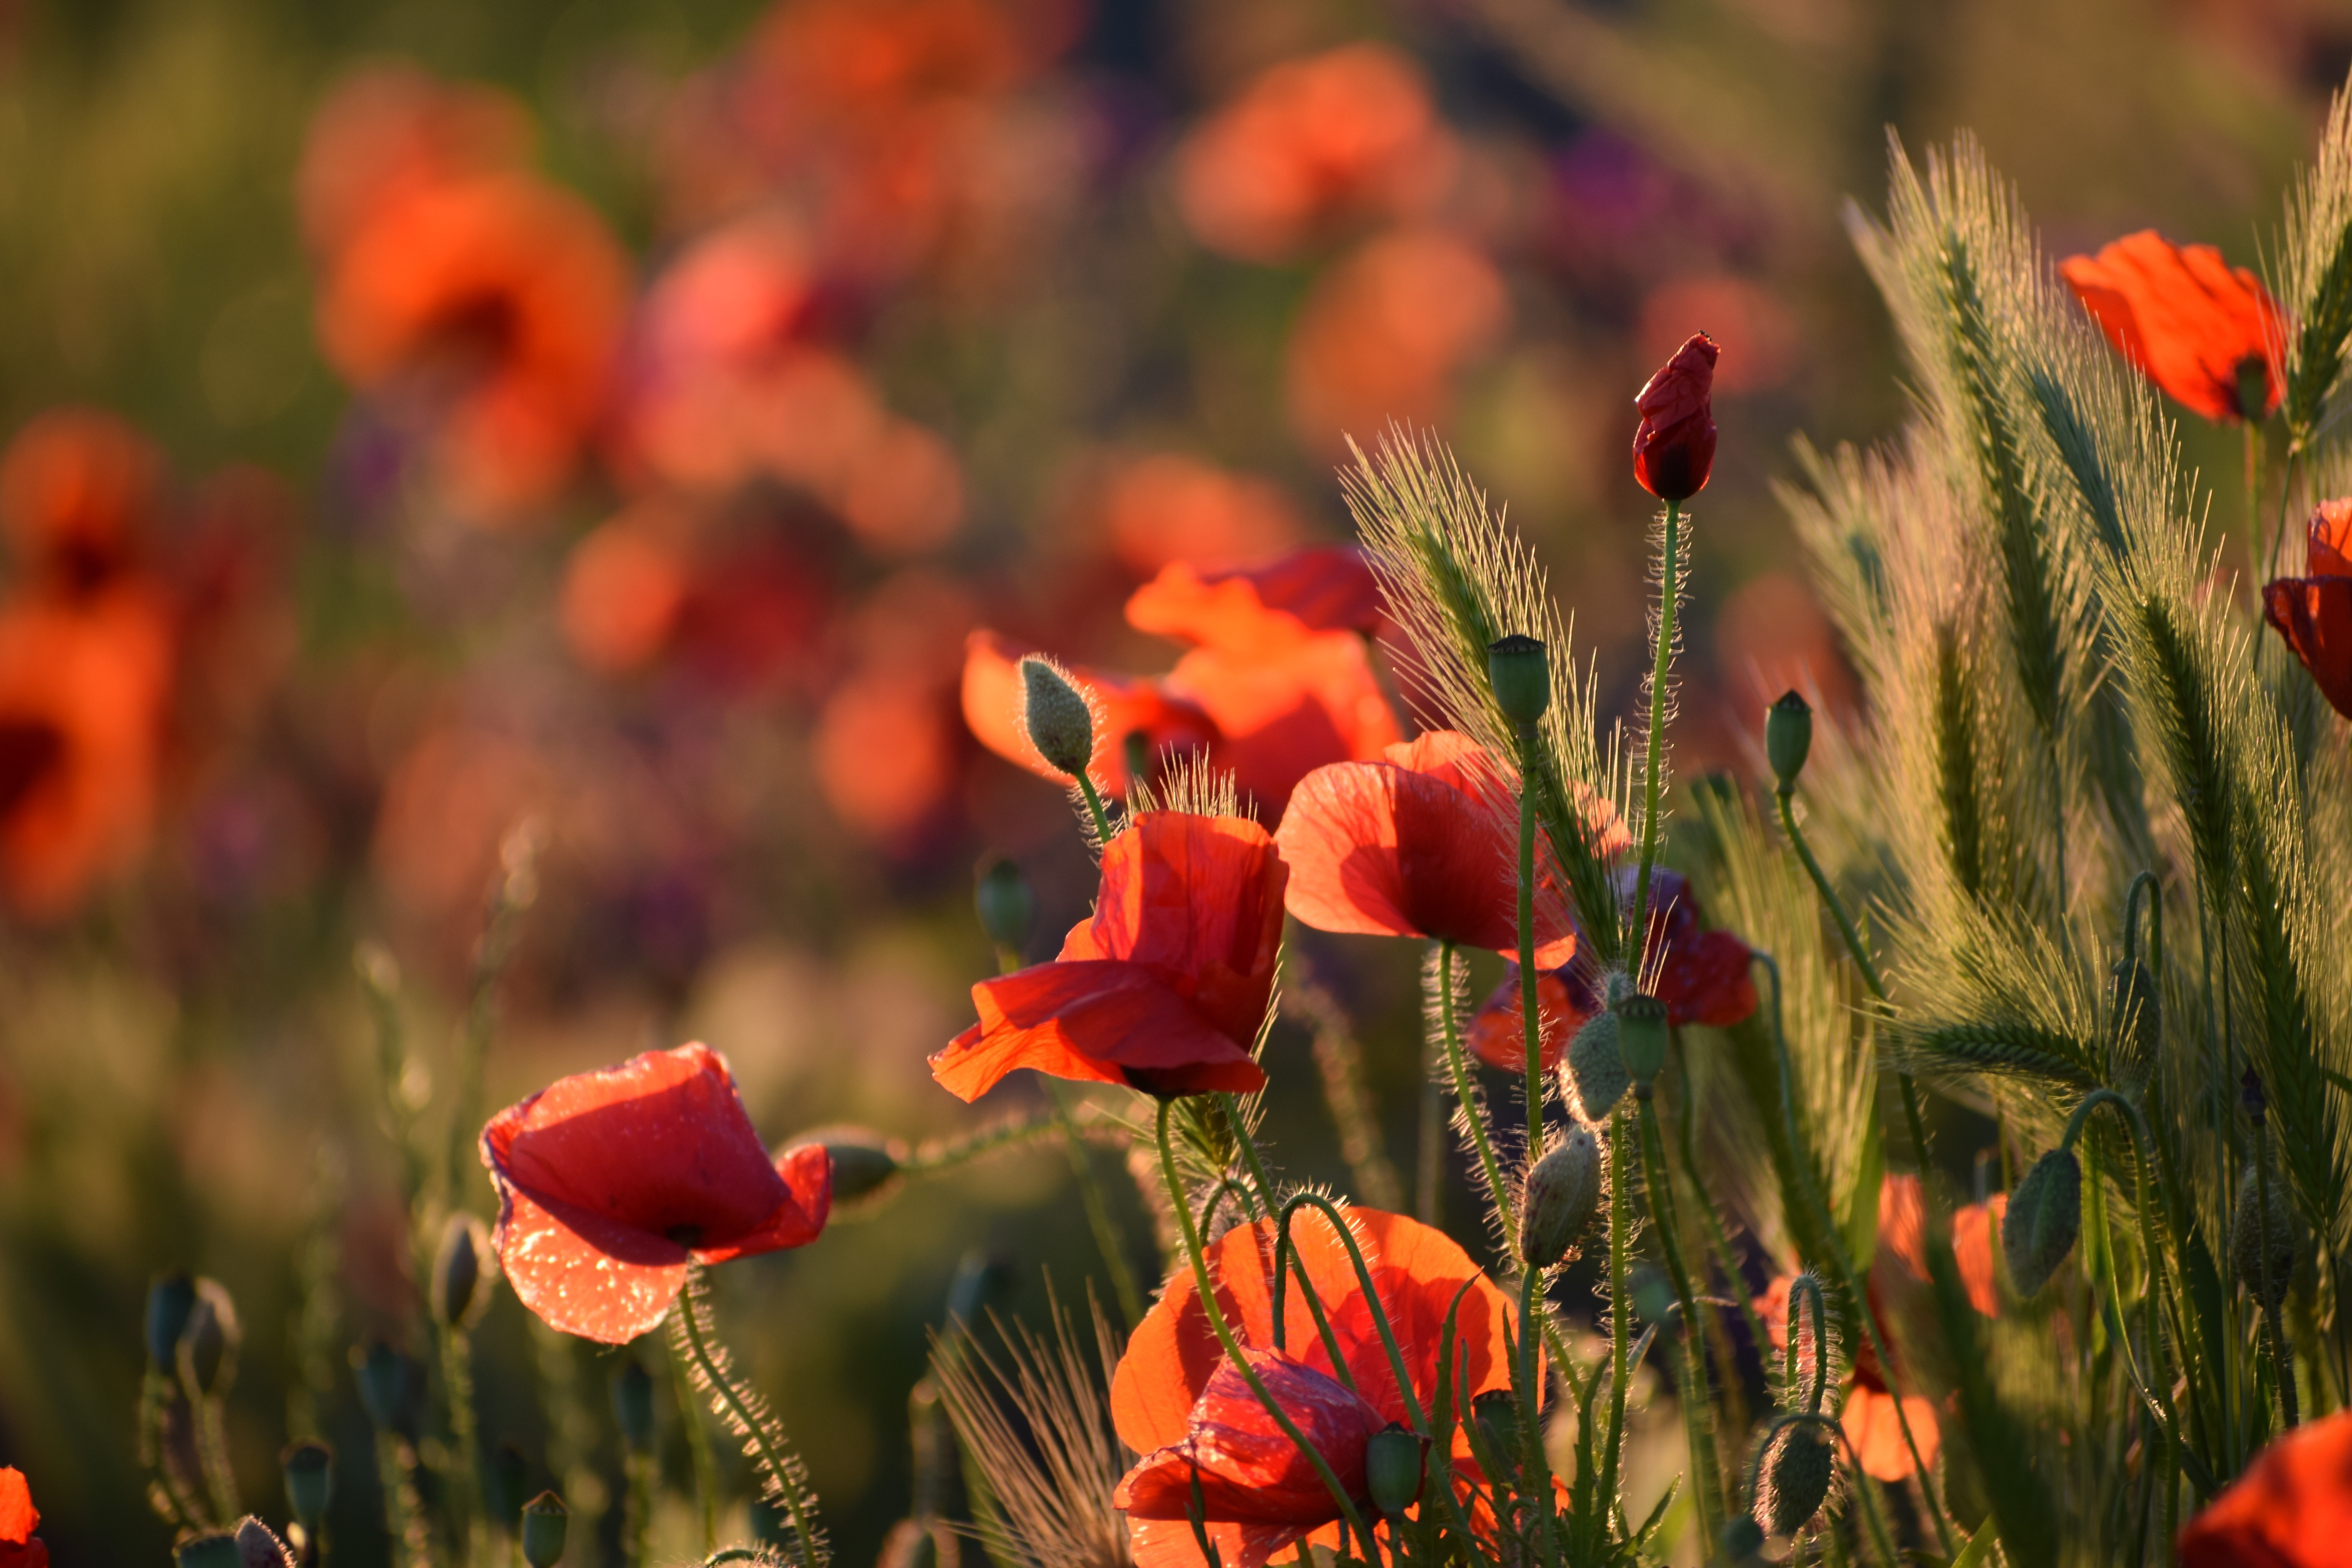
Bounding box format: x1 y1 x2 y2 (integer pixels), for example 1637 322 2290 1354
0 719 66 819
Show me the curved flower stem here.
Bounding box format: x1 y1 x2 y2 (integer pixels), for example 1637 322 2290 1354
1435 940 1517 1237
1153 1097 1375 1546
1630 499 1681 952
1072 772 1118 851
670 1266 824 1568
1637 1095 1723 1543
1046 1084 1145 1329
1514 721 1545 1169
1218 1094 1279 1218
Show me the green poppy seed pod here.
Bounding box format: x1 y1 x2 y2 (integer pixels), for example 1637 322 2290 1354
1766 691 1813 791
1565 1009 1629 1120
1615 991 1670 1090
147 1272 198 1372
1364 1425 1426 1519
432 1212 496 1329
1719 1516 1767 1563
1018 656 1095 777
1469 1390 1520 1467
809 1130 902 1203
2232 1165 2298 1313
354 1341 418 1433
1519 1122 1602 1269
520 1492 569 1568
1759 1426 1835 1536
232 1516 298 1568
610 1360 655 1453
176 1533 243 1568
181 1278 241 1396
2002 1148 2083 1298
974 855 1034 954
2108 957 2157 1083
281 1442 333 1530
1486 635 1551 728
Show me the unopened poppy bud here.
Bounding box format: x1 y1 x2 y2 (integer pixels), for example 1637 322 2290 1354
182 1278 241 1396
2002 1148 2083 1297
354 1341 418 1432
1720 1517 1767 1563
809 1131 902 1203
1365 1424 1425 1518
1632 332 1719 502
433 1212 496 1329
2108 958 2156 1081
177 1533 243 1568
1566 1010 1629 1119
2232 1165 2298 1313
281 1442 332 1530
1614 991 1670 1090
1759 1425 1835 1536
233 1516 298 1567
1469 1390 1519 1466
611 1360 655 1453
1766 691 1813 791
147 1272 197 1372
520 1491 569 1568
1018 656 1095 777
1519 1123 1602 1269
974 855 1034 955
1486 635 1551 728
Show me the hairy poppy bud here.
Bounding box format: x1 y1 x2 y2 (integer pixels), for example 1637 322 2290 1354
1566 1010 1628 1119
1632 333 1719 502
611 1360 655 1454
2108 958 2156 1083
354 1341 419 1433
1365 1425 1426 1518
1766 691 1813 791
147 1272 198 1372
432 1212 496 1329
281 1442 332 1530
1486 634 1551 728
1520 1123 1602 1268
233 1516 298 1568
797 1128 901 1203
1759 1425 1835 1536
974 855 1034 955
1720 1517 1767 1563
1018 656 1095 777
2002 1149 2083 1298
520 1492 569 1568
182 1278 241 1396
2232 1165 2298 1313
177 1533 243 1568
1615 991 1670 1090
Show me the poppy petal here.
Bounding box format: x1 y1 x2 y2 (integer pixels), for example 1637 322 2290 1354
489 1171 691 1344
2265 577 2352 721
0 1469 34 1544
1165 633 1400 815
2061 232 2281 423
1466 967 1600 1072
2180 1408 2352 1568
1087 813 1288 1045
2311 500 2352 579
931 960 1269 1103
1842 1382 1940 1482
1115 1351 1382 1523
1127 1514 1314 1568
1126 547 1383 657
693 1142 834 1264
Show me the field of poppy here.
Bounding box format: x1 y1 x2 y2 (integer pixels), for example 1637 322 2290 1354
15 0 2352 1566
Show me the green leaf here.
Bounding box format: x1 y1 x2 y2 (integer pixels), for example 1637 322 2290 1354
1949 1522 2000 1568
1843 1105 1884 1273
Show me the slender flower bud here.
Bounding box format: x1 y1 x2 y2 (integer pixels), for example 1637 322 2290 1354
2002 1148 2083 1297
1486 634 1551 728
1632 333 1720 502
808 1130 903 1203
1018 656 1095 777
147 1272 198 1372
1519 1122 1602 1268
611 1360 655 1454
1469 1390 1519 1469
1565 1010 1628 1119
182 1278 241 1396
2232 1163 2298 1313
1766 690 1813 791
354 1341 419 1433
432 1212 496 1329
974 855 1034 955
1720 1517 1768 1563
281 1442 333 1531
1365 1425 1426 1518
233 1516 298 1568
1758 1425 1835 1536
1614 991 1670 1090
520 1492 569 1568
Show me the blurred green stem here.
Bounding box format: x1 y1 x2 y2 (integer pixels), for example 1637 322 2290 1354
1637 1095 1722 1542
670 1330 720 1555
439 1326 481 1565
1596 1108 1632 1520
1515 720 1545 1169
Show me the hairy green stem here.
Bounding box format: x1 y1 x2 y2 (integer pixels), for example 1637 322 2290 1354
1597 1107 1633 1523
1436 940 1516 1235
1631 500 1681 953
673 1267 822 1567
670 1319 721 1553
1638 1096 1723 1541
1515 721 1546 1168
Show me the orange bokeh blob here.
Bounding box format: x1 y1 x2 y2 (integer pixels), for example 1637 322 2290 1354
1286 230 1508 452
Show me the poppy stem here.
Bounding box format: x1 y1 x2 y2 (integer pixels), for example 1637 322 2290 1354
1595 1107 1632 1525
1512 1266 1561 1563
670 1266 826 1568
2247 419 2267 578
1434 940 1517 1237
1630 499 1680 965
2255 1120 2301 1430
1042 1080 1145 1331
1073 771 1118 852
670 1323 720 1553
1515 721 1545 1170
1636 1094 1724 1542
1152 1096 1377 1548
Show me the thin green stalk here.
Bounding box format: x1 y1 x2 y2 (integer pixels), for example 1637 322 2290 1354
377 1433 428 1568
1637 1097 1723 1541
1045 1083 1144 1329
1514 1266 1561 1565
670 1327 720 1555
1436 940 1516 1235
672 1268 824 1568
1073 773 1118 850
1631 500 1681 951
1597 1108 1633 1524
2256 1119 2300 1429
440 1325 482 1564
1218 1094 1279 1218
1515 721 1545 1168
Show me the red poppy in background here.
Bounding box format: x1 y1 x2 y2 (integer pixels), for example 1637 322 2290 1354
1632 332 1718 502
1127 547 1383 656
1110 1207 1517 1568
1465 963 1604 1073
482 1042 833 1344
2180 1408 2352 1568
931 812 1284 1101
298 65 531 258
1094 453 1307 577
2264 500 2352 720
1286 230 1508 454
1162 632 1403 815
0 408 160 600
1276 730 1576 962
2061 230 2282 424
0 1466 46 1568
961 629 1219 797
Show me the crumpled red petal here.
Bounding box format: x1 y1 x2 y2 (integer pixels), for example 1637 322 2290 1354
930 959 1268 1102
2180 1408 2352 1568
1116 1349 1384 1524
1126 547 1383 657
2061 231 2281 423
2264 577 2352 722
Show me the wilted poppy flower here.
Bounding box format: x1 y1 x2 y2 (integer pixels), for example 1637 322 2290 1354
2061 231 2282 425
1096 453 1306 577
2180 1408 2352 1567
0 408 160 599
2264 499 2352 720
931 812 1284 1101
1127 547 1383 657
1277 730 1577 961
1632 333 1719 502
1287 230 1508 453
962 629 1218 797
0 1467 46 1568
1110 1206 1517 1568
482 1042 833 1343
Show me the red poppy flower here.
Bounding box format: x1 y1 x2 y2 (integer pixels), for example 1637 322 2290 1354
932 812 1284 1101
1110 1207 1518 1568
1126 548 1383 657
1285 230 1508 455
2180 1408 2352 1568
1632 333 1719 502
961 629 1219 797
1276 730 1577 963
1162 631 1403 818
1465 964 1604 1073
2265 500 2352 720
0 408 160 600
0 1467 46 1568
1096 453 1307 577
298 66 530 259
2061 231 2282 425
481 1042 833 1344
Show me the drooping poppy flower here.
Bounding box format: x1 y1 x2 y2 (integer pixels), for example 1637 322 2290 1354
1127 548 1383 657
2060 230 2283 425
961 629 1219 797
931 812 1285 1101
0 408 160 600
1276 730 1577 962
0 1467 46 1568
2264 499 2352 720
482 1042 833 1344
2180 1407 2352 1568
1632 332 1719 502
1111 1206 1518 1568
